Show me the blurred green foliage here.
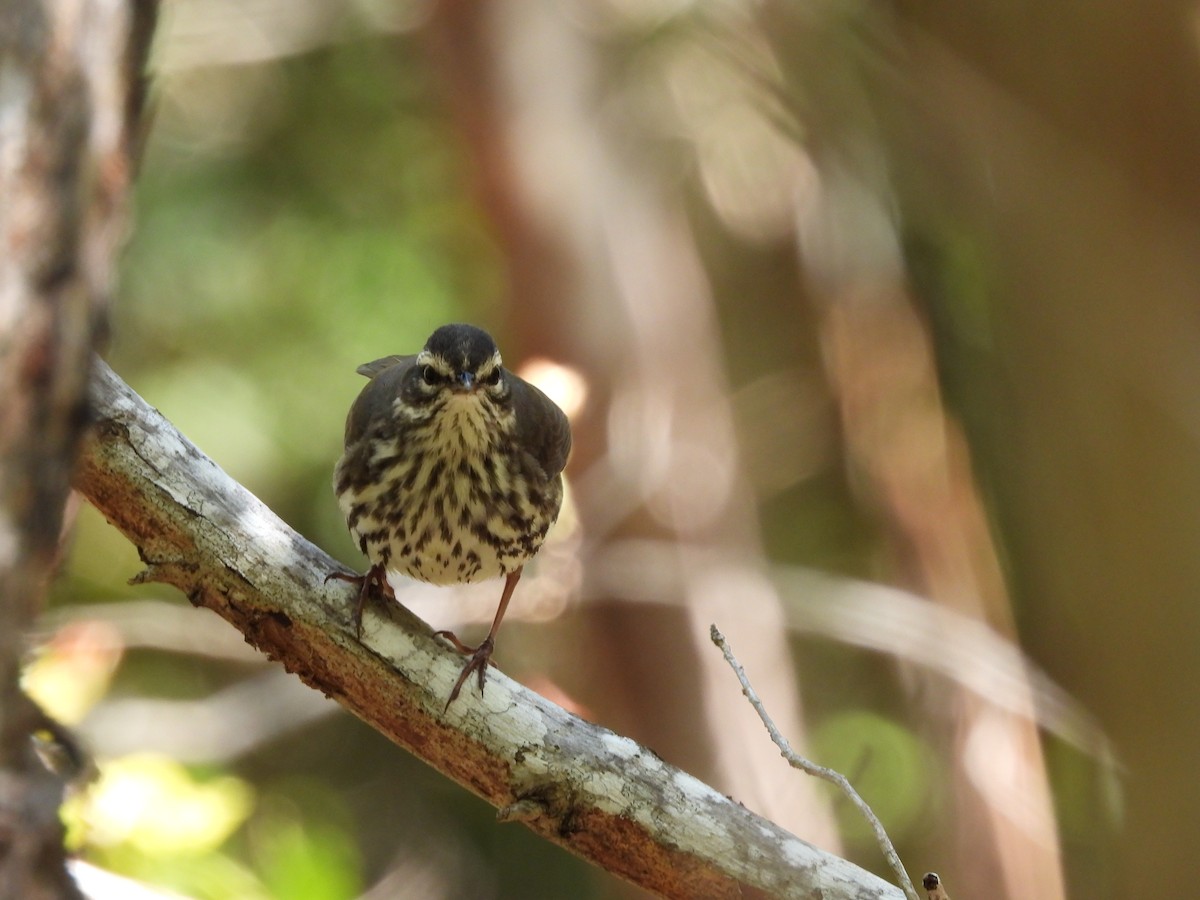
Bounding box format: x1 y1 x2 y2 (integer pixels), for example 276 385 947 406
113 38 503 558
810 711 937 847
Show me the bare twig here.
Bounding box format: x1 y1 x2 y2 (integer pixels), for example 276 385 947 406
710 624 921 900
74 360 906 900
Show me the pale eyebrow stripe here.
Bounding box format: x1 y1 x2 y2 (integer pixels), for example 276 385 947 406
415 349 455 373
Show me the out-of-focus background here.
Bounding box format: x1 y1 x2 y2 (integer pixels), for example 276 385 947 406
35 2 1200 898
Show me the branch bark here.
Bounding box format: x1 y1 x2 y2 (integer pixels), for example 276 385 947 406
74 359 904 900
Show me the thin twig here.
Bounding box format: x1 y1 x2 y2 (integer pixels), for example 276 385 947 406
710 624 921 900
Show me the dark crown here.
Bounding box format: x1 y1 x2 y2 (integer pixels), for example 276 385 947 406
425 324 500 372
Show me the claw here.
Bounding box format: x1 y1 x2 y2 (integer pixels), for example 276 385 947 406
441 637 495 711
435 568 522 710
326 563 392 638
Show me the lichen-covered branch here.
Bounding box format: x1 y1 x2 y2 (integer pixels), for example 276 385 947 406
74 360 904 900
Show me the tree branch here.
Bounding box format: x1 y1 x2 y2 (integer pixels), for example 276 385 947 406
73 359 904 900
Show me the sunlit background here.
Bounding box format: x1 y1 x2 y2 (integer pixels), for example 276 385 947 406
34 1 1200 898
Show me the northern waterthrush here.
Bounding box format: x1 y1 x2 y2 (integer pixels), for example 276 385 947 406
331 324 572 706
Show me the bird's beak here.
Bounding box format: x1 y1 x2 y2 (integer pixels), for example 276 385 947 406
454 371 476 392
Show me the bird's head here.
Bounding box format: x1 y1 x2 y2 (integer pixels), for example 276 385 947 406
413 323 508 406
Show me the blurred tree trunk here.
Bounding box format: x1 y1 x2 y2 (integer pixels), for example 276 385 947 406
746 6 1067 897
422 1 1200 895
423 0 842 854
875 5 1200 897
0 0 154 896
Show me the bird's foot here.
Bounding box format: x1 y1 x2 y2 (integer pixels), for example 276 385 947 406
325 563 393 639
436 632 496 710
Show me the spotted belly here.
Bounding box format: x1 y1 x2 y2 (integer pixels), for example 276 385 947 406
335 441 559 588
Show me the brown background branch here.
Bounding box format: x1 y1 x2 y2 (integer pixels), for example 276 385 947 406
74 359 905 900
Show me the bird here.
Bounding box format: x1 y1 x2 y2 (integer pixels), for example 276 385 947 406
330 323 571 708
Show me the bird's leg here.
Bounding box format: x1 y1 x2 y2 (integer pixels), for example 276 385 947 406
438 567 522 709
325 563 393 639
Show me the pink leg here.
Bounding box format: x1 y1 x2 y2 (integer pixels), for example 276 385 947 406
437 567 522 708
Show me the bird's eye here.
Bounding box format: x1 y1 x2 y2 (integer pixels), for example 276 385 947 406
422 365 441 385
481 369 502 387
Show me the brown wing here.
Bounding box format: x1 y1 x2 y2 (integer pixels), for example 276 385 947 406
356 354 414 379
509 373 572 478
342 354 417 448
